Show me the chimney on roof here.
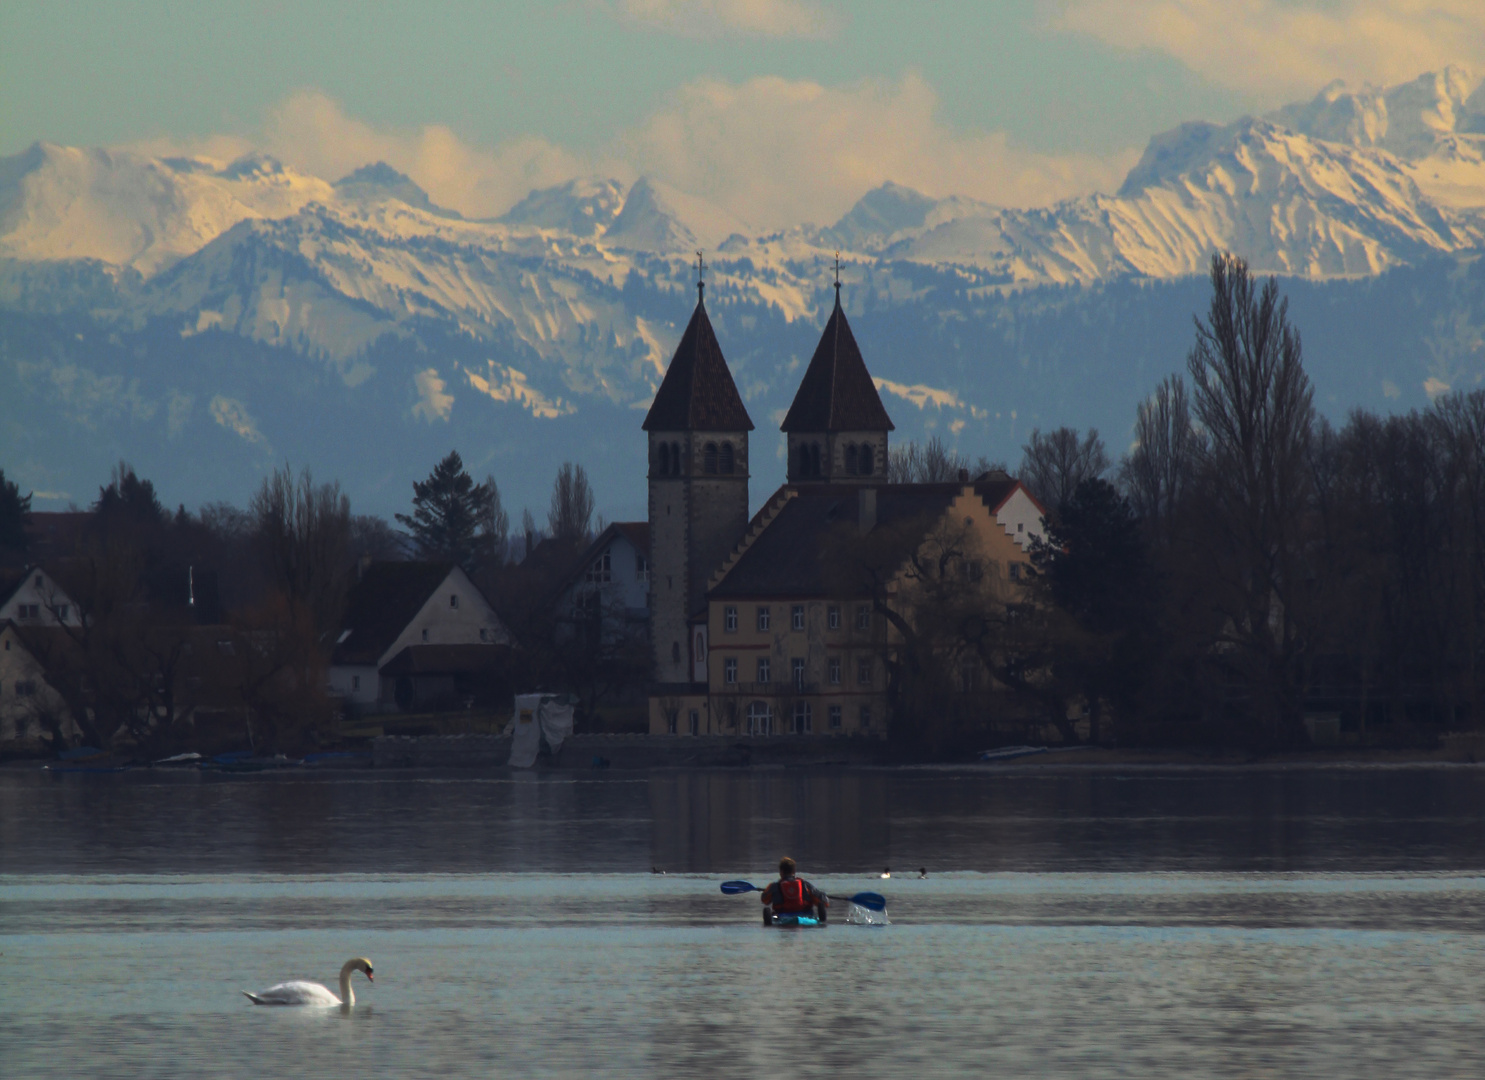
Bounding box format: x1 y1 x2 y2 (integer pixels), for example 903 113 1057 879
957 468 969 483
858 487 877 535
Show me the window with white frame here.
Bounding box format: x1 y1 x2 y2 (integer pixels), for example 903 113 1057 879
827 605 840 630
585 550 612 583
724 657 738 684
829 705 842 730
756 605 771 631
859 704 871 728
791 604 805 630
747 701 771 736
792 701 812 734
757 657 771 683
724 606 738 632
828 657 841 685
857 657 872 685
855 604 871 630
792 657 805 689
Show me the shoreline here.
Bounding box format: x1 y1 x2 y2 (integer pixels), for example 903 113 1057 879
7 739 1485 773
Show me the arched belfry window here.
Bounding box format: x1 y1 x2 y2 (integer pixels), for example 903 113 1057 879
657 443 670 476
810 443 822 478
845 444 859 475
704 442 718 474
671 441 682 474
859 444 874 476
720 442 734 475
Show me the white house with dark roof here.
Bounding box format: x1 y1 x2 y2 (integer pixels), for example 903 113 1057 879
0 566 83 629
328 562 511 712
551 522 650 648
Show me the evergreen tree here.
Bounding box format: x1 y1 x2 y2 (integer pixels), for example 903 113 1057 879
0 470 32 555
396 451 498 570
95 462 165 527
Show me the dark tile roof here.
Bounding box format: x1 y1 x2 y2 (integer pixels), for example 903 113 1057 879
642 296 754 432
711 479 1027 599
611 521 650 557
332 561 454 666
379 644 508 676
781 291 894 433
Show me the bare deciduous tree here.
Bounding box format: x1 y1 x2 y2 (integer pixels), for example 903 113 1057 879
250 464 352 637
1186 252 1316 744
1019 428 1110 512
548 462 594 543
1119 375 1204 550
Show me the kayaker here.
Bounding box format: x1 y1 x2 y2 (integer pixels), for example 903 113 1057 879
761 856 828 924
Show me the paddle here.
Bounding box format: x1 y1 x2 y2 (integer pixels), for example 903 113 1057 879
719 880 887 912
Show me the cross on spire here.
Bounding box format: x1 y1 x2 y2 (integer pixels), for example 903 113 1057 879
833 251 842 301
696 250 706 300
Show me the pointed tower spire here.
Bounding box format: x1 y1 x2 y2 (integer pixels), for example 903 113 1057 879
781 269 894 483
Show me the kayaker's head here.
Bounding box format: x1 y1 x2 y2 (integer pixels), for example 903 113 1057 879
779 856 797 879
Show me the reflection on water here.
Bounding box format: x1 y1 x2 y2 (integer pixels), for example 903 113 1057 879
4 764 1485 875
3 764 1485 1078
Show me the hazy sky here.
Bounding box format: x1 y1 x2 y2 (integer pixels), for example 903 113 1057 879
3 1 1480 227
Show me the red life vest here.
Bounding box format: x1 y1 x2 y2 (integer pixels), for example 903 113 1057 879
773 878 812 914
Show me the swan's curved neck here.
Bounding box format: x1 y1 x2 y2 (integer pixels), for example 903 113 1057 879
339 966 355 1007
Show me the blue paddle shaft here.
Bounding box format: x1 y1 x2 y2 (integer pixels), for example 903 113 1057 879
718 880 886 911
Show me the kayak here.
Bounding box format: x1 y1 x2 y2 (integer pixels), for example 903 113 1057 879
769 913 825 928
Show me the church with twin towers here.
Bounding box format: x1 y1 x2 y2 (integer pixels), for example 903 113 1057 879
640 261 1043 737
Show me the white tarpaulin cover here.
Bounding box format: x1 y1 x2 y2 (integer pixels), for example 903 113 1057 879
507 693 574 767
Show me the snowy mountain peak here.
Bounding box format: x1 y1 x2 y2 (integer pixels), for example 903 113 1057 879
1270 65 1485 161
334 161 461 218
604 177 749 253
497 177 626 236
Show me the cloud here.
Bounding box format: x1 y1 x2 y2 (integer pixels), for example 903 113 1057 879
259 92 585 219
613 0 836 38
130 74 1131 229
1050 0 1485 100
620 73 1134 228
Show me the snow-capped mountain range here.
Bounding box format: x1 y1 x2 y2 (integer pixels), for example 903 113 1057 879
2 68 1483 518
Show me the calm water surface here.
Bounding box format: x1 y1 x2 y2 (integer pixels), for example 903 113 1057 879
3 764 1485 1078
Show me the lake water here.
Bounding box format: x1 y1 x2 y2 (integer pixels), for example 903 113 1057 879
3 763 1485 1078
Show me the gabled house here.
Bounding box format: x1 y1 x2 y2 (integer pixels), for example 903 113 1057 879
551 522 650 648
328 562 512 712
652 476 1047 735
0 620 78 747
0 566 84 629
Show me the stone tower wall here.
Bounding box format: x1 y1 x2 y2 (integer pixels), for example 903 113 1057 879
648 430 749 684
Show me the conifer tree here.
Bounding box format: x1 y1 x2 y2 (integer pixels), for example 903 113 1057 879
397 451 500 570
0 470 31 555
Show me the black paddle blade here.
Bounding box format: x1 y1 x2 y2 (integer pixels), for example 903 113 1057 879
720 880 760 894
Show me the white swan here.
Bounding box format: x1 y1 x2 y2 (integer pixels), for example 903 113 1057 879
242 958 374 1006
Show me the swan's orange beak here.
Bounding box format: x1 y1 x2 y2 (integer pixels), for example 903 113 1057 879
366 971 374 982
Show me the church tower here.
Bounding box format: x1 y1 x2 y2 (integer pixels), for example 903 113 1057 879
643 272 753 689
781 281 894 483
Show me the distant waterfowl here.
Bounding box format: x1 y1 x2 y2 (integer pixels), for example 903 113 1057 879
880 867 891 879
242 958 373 1006
918 868 928 879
